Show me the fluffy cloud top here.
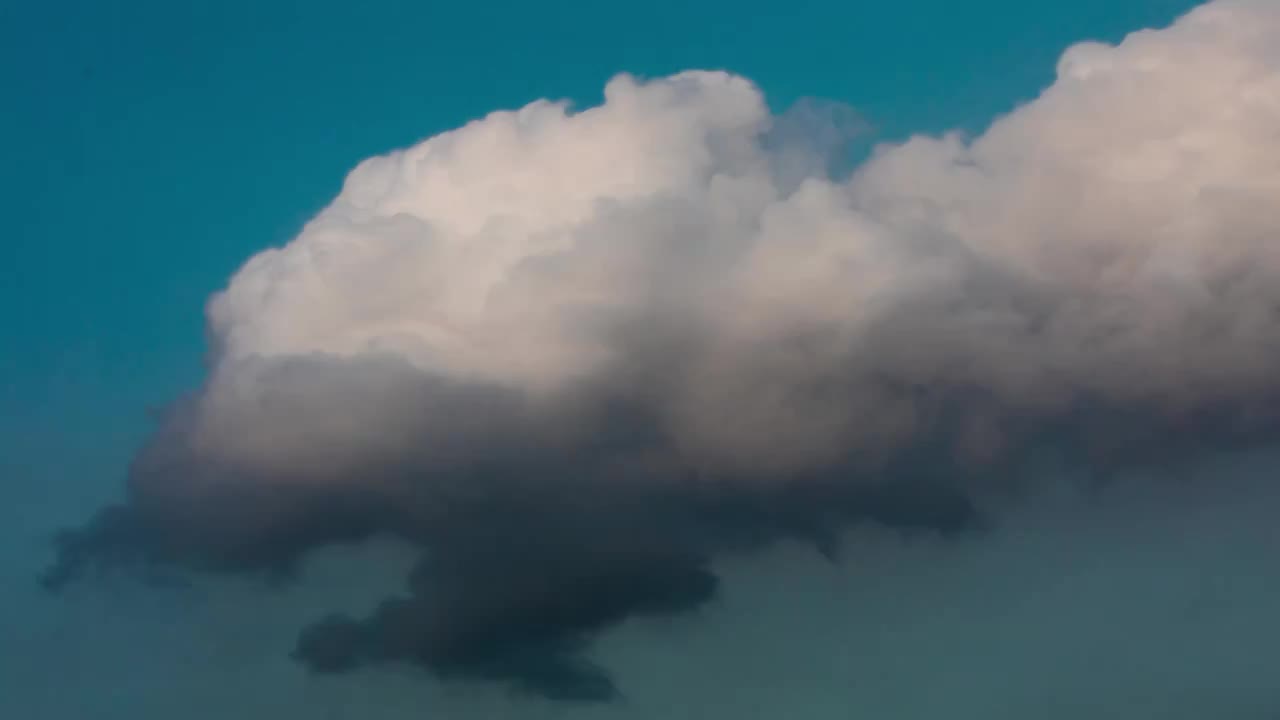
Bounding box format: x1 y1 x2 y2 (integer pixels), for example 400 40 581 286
194 0 1280 483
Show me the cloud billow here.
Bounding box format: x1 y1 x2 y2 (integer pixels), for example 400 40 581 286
45 0 1280 701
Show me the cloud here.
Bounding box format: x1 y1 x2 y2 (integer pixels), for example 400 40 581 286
44 0 1280 701
16 451 1280 719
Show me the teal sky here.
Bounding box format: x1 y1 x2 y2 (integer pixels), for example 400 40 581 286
2 0 1201 529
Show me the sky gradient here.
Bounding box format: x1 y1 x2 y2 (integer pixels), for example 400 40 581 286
8 1 1278 718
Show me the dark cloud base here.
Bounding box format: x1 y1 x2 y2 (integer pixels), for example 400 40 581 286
55 373 1280 701
42 350 1280 702
41 432 980 700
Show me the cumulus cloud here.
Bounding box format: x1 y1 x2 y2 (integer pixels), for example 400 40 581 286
45 0 1280 701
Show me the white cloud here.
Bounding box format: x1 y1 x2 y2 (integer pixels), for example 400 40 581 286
183 0 1280 484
